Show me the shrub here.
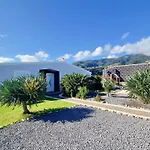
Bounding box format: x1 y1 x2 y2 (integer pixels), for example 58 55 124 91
61 73 88 97
88 75 103 91
94 94 102 102
101 77 115 97
126 69 150 104
76 86 89 99
76 92 81 99
0 75 47 114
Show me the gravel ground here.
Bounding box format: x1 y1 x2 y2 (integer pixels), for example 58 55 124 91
1 106 150 150
102 93 150 110
103 94 131 105
88 94 131 105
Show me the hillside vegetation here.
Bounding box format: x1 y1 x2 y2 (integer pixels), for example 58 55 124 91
73 54 150 68
73 54 150 75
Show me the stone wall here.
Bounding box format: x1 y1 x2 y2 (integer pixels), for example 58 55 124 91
103 63 150 81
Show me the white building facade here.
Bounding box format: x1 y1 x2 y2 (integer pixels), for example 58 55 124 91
0 61 91 92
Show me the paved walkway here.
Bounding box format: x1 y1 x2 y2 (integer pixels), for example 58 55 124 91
62 97 150 120
115 89 129 95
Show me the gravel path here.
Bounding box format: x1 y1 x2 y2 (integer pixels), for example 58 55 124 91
1 106 150 150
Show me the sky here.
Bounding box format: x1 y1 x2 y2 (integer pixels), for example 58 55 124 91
0 0 150 63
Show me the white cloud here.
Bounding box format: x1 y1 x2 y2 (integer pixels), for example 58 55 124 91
91 47 102 56
121 32 130 40
57 54 72 61
16 55 39 62
109 36 150 56
13 36 150 63
74 47 103 61
104 44 111 51
110 45 124 54
0 34 7 38
63 54 72 59
35 51 49 58
0 57 14 63
107 55 117 59
122 37 150 55
61 36 150 61
74 50 91 61
16 51 49 62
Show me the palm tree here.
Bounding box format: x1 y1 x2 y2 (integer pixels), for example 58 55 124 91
101 77 115 97
0 75 46 114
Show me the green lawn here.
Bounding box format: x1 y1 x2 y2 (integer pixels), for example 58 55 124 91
0 98 76 127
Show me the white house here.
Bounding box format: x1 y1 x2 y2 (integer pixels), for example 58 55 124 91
0 61 91 92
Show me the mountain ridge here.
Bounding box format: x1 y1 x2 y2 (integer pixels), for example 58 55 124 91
73 54 150 68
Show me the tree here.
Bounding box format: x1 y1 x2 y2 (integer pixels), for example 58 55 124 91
126 69 150 104
61 73 88 97
101 77 115 97
0 75 47 114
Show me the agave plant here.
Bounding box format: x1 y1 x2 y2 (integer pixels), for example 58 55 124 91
101 77 115 97
0 75 47 114
126 69 150 104
61 73 88 97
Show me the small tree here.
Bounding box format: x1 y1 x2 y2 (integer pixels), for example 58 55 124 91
0 75 47 114
101 77 115 97
126 69 150 104
61 73 88 97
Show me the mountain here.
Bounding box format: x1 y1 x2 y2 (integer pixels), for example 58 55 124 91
73 54 150 75
73 54 150 68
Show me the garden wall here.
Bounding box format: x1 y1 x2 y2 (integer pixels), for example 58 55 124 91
103 63 150 81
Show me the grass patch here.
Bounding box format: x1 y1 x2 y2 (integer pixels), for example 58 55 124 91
0 98 76 127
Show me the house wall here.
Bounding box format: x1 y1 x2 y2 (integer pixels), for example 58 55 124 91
0 61 91 83
103 63 150 81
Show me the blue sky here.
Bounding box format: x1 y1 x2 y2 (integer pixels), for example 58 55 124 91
0 0 150 63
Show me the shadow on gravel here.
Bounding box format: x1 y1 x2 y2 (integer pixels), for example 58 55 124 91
32 107 95 123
